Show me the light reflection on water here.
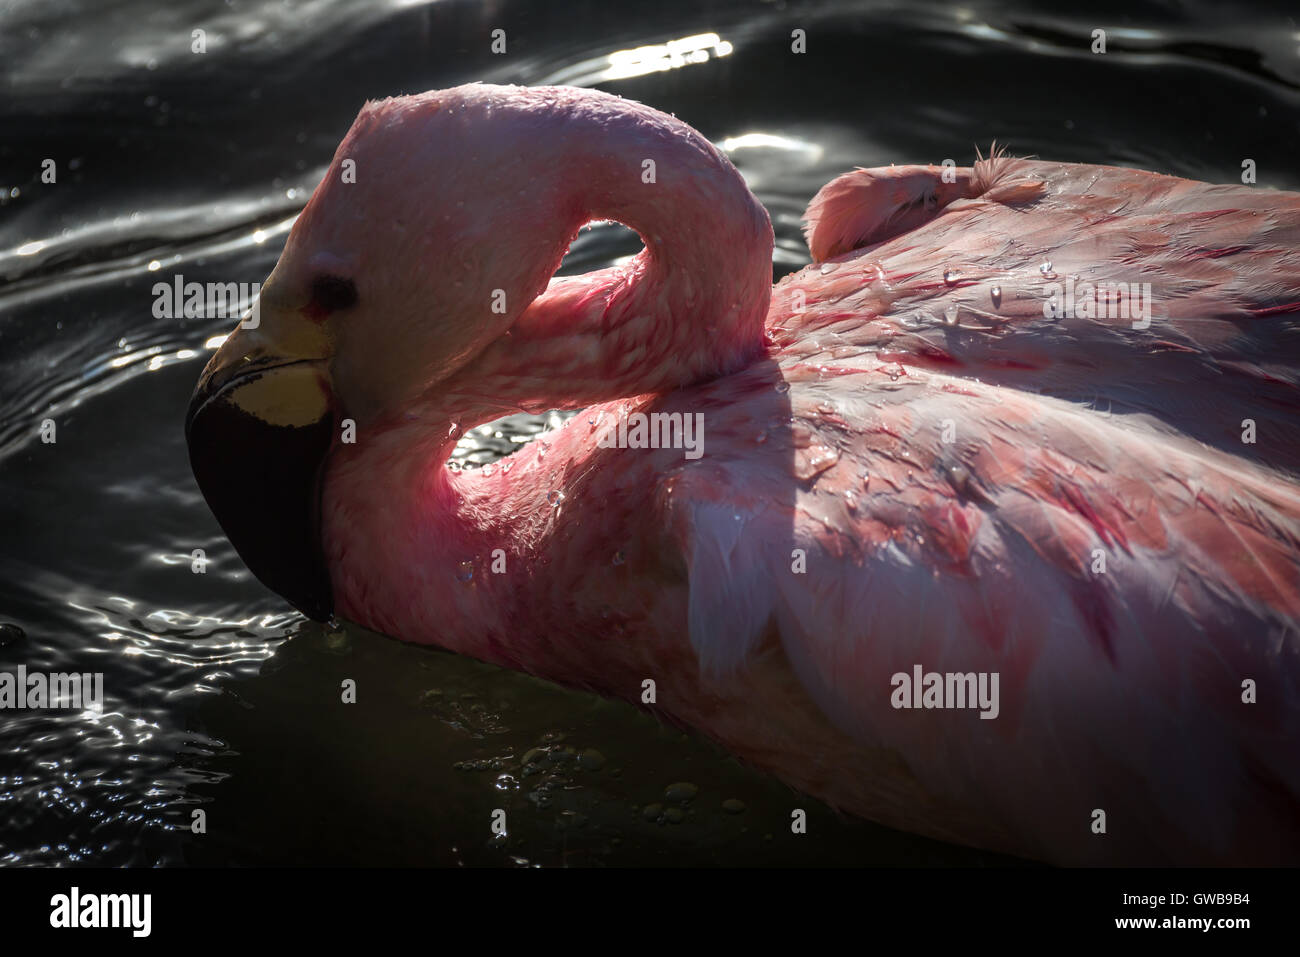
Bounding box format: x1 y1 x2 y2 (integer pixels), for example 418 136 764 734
1 0 1295 866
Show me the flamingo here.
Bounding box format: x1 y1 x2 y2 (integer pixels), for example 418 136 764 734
186 83 1300 865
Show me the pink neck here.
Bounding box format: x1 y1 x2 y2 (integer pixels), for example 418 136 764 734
433 86 775 418
325 87 774 673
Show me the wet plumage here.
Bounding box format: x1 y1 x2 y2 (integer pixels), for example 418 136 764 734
190 84 1300 864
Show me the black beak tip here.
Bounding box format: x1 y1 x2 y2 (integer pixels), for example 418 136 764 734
185 375 336 623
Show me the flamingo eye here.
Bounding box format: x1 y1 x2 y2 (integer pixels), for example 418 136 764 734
305 274 358 320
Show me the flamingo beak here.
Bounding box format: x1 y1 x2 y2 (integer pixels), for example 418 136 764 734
185 318 337 622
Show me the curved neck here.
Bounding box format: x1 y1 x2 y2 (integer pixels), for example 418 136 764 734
324 87 775 643
429 86 775 422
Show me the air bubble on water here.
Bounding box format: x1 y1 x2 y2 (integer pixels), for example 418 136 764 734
448 423 460 437
664 782 699 803
1040 260 1057 279
456 561 474 582
820 262 839 275
990 285 1002 308
547 490 564 507
943 305 960 327
612 550 625 566
774 380 790 393
943 267 961 284
862 472 870 489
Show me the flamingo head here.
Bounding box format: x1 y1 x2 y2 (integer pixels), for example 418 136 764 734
185 83 773 621
185 86 576 620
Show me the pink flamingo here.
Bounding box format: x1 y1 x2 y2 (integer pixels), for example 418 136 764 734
187 84 1300 865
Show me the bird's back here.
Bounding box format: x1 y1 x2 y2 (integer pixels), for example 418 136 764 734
650 157 1300 863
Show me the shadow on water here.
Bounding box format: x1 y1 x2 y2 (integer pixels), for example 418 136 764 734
182 620 1025 866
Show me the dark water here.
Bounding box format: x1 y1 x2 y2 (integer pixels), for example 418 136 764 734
1 0 1297 866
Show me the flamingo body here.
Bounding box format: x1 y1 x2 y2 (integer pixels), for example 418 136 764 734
191 84 1300 864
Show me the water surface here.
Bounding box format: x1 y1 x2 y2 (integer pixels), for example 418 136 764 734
2 0 1297 865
